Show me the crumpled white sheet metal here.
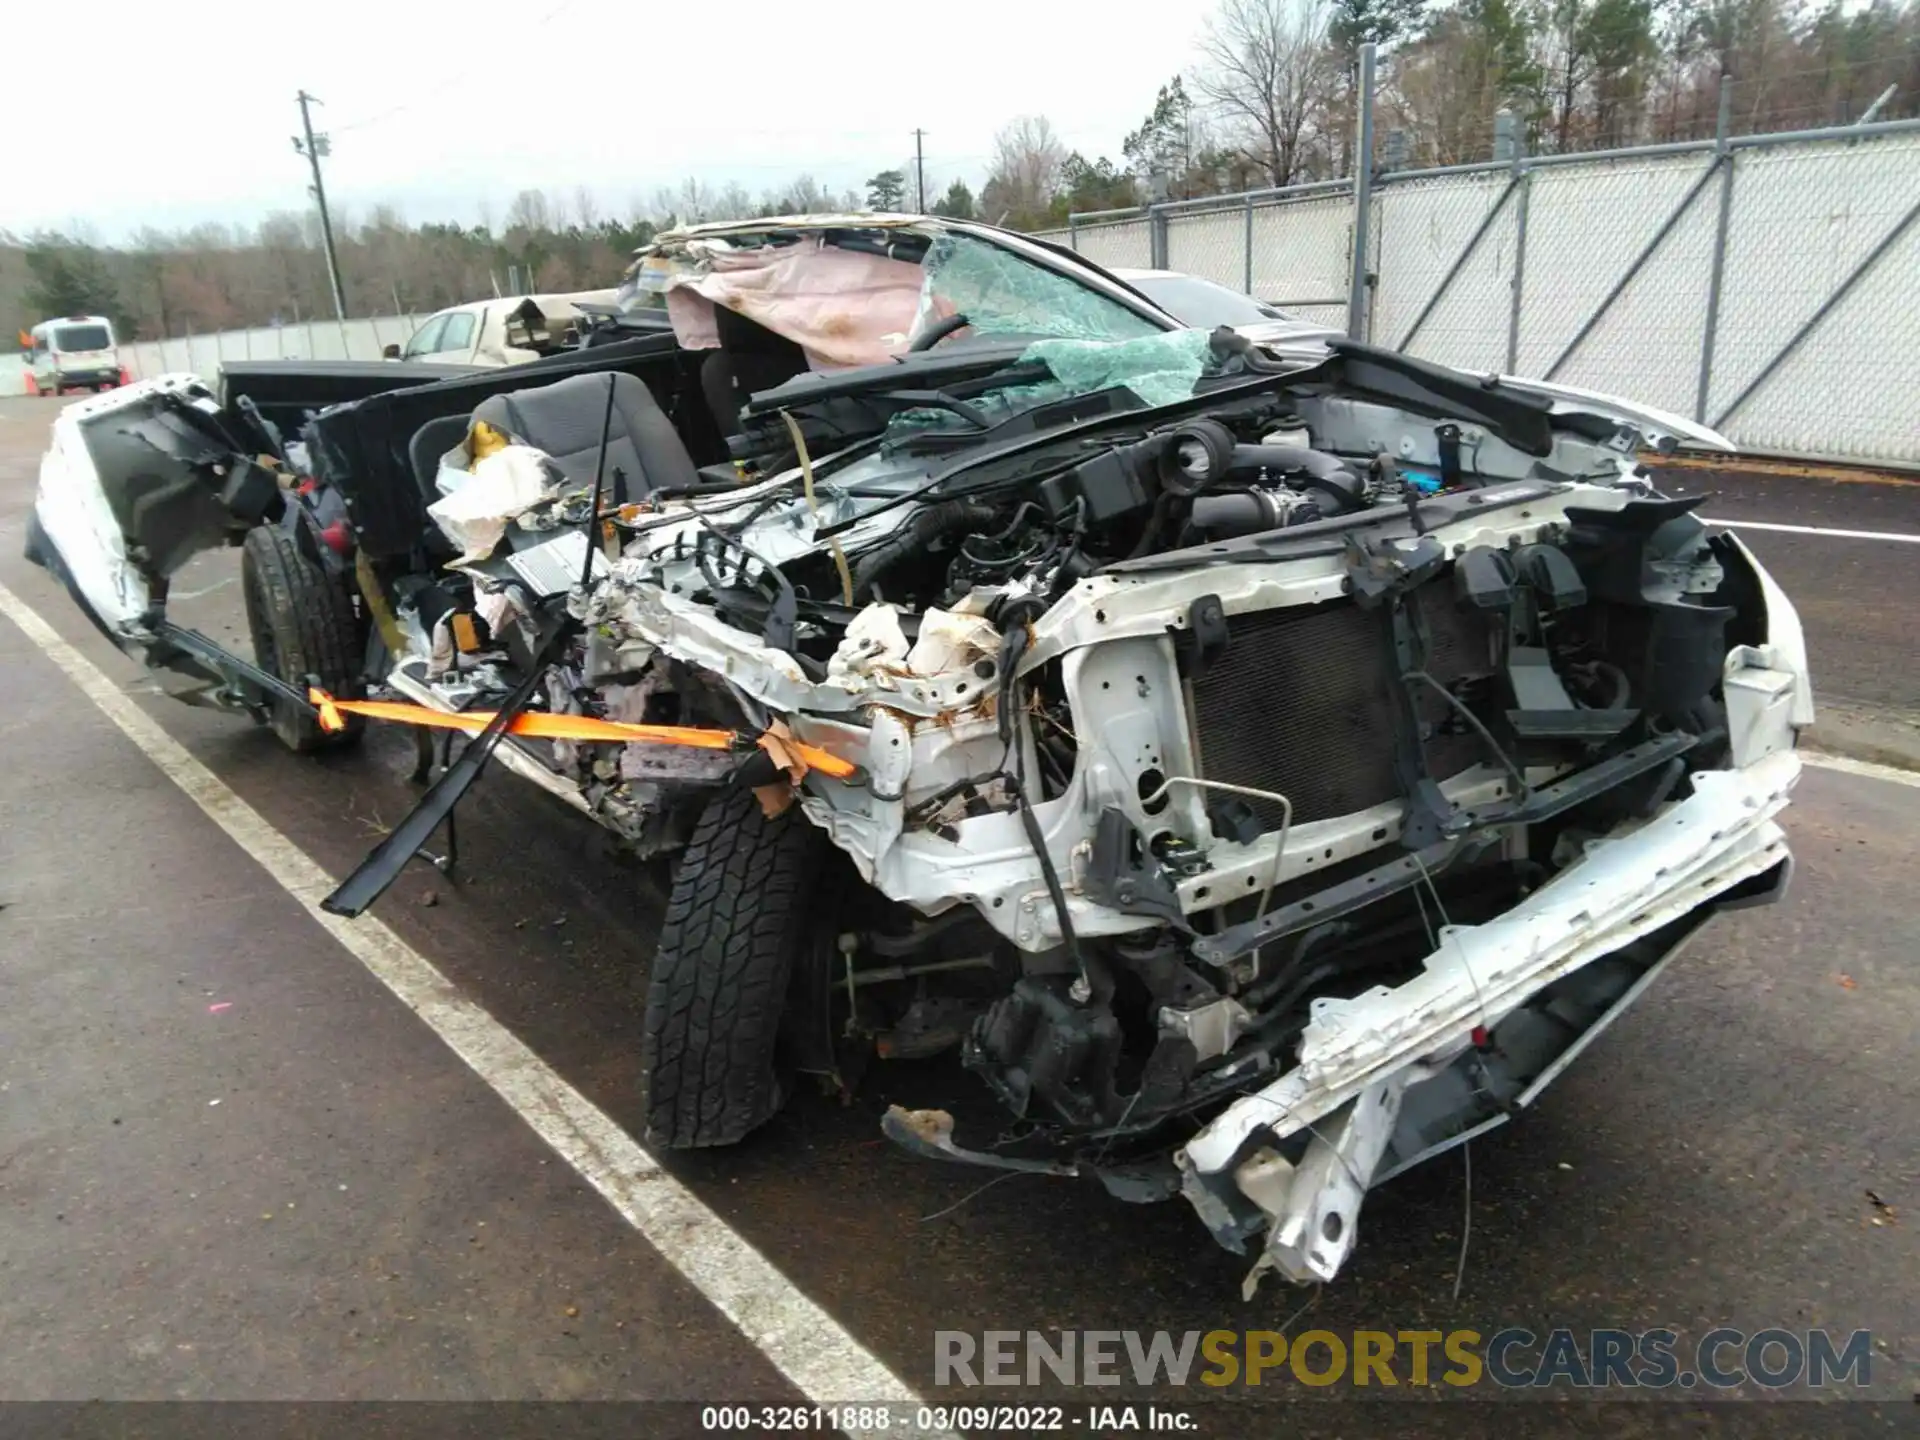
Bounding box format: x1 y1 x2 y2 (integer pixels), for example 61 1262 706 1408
1182 749 1800 1181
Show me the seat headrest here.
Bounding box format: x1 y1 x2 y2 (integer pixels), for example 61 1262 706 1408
472 372 698 497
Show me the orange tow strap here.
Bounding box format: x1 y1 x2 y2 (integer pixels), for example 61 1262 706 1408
307 688 857 780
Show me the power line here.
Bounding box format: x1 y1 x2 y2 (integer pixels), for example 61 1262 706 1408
330 0 580 134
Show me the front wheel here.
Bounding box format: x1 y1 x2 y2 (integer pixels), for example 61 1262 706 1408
241 525 365 753
642 786 839 1148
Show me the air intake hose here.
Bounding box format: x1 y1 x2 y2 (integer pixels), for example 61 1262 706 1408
850 499 997 601
1189 489 1322 538
1228 444 1368 513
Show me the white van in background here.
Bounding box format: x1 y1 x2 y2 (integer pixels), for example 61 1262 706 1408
23 316 123 396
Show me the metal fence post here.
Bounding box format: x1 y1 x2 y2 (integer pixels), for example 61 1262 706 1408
1149 205 1169 269
1493 108 1516 164
1243 194 1255 294
1068 213 1079 253
1505 131 1530 374
1695 74 1737 422
1347 41 1378 341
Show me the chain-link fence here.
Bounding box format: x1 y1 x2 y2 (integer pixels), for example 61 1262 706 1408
1064 213 1154 274
1036 114 1920 467
1249 189 1354 328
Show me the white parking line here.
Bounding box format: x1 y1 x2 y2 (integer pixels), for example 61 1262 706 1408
1802 749 1920 790
1702 517 1920 544
0 579 941 1437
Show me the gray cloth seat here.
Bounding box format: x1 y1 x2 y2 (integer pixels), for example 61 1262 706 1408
408 414 470 505
472 371 699 499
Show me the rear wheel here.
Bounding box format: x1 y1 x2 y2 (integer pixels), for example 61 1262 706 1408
642 786 839 1148
240 525 365 753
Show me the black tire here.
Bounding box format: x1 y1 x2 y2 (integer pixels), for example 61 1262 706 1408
240 525 365 753
23 510 49 568
643 786 837 1148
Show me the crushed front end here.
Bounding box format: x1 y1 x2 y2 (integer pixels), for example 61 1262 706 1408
25 221 1807 1293
581 334 1806 1290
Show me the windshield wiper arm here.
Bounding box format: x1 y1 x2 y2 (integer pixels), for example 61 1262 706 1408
869 388 993 430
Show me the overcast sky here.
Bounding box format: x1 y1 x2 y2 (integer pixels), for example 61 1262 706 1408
2 0 1219 240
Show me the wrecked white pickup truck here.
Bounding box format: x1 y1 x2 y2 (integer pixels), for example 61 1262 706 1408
26 214 1808 1292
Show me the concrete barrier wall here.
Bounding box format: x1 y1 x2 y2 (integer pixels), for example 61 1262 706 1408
0 316 426 398
120 315 424 381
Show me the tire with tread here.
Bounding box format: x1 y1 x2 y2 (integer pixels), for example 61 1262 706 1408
241 524 364 753
643 785 835 1148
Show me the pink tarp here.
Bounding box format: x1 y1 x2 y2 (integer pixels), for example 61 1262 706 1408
663 235 943 370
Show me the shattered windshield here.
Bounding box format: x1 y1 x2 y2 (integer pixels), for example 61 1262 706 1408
916 233 1164 346
885 327 1219 443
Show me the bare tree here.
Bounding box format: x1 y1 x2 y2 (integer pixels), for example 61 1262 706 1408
1193 0 1339 186
712 182 757 220
647 178 717 227
981 115 1067 227
1387 0 1542 165
787 174 836 212
505 189 554 235
573 186 600 231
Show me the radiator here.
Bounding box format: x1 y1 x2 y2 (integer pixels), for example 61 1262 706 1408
1187 592 1490 831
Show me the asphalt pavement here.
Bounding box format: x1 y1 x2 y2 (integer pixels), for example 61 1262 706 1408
1 394 1915 1436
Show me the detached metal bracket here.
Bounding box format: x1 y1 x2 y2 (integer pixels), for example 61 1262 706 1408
147 621 319 718
321 625 575 917
410 728 462 875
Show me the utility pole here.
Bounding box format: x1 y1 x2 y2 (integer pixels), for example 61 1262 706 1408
913 128 927 213
294 91 348 322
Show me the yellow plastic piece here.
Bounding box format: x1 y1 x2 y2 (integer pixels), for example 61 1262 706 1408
467 419 512 467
